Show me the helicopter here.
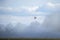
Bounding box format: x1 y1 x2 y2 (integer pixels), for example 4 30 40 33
34 16 37 19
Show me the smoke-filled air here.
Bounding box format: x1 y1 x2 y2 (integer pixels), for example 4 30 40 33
0 0 60 38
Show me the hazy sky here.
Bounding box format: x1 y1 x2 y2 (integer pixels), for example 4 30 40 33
0 0 60 16
0 0 60 38
0 0 60 25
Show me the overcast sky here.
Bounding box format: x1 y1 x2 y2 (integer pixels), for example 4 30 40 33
0 0 60 25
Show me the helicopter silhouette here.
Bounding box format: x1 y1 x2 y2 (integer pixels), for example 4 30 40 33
34 16 37 19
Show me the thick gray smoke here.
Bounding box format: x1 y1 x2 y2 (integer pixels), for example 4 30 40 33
42 13 60 32
0 13 60 38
